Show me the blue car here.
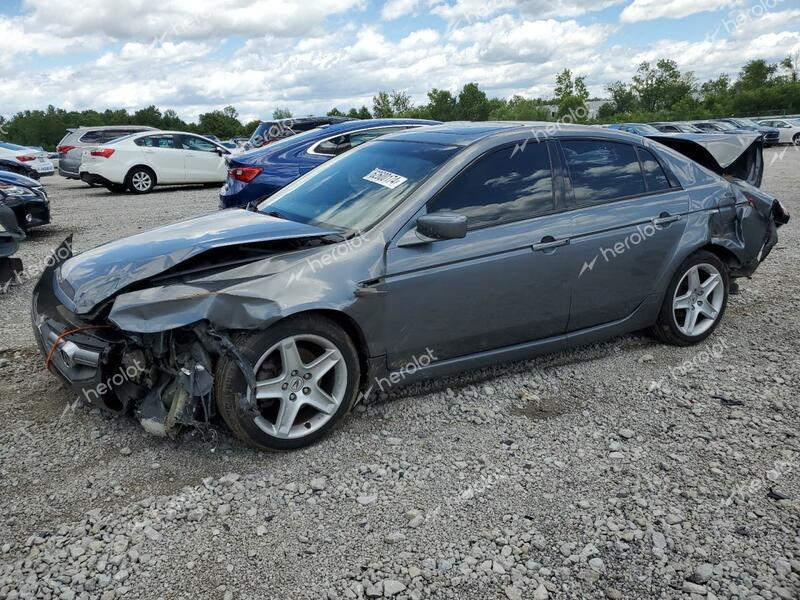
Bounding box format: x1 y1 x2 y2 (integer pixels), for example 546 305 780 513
604 123 663 136
219 119 439 209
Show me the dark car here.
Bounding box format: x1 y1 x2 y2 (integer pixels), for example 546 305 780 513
690 121 752 135
649 122 704 133
0 157 40 180
247 116 353 149
32 123 789 450
221 119 439 209
0 203 24 286
0 170 50 230
717 118 780 146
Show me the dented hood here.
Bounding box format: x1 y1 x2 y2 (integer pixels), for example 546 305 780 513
649 132 763 187
58 209 336 313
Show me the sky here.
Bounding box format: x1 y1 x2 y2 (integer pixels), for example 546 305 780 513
1 0 799 122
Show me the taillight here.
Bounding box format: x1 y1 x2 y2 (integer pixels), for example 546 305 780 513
16 155 35 162
229 166 262 183
90 148 115 159
57 145 76 154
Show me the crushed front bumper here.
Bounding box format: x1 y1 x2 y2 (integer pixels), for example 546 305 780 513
31 240 124 409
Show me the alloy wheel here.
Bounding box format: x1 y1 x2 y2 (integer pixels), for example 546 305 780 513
672 263 725 337
250 334 347 440
131 171 152 192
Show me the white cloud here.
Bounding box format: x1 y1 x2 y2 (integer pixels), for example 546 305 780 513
381 0 422 20
620 0 741 23
0 16 103 57
21 0 365 39
432 0 624 22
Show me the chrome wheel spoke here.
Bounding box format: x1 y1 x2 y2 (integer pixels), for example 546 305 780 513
279 338 305 373
306 349 341 382
698 302 718 320
683 306 699 334
674 292 693 310
303 389 337 415
275 397 302 436
255 377 284 400
701 273 720 298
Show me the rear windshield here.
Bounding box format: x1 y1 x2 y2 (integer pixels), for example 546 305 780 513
258 140 459 232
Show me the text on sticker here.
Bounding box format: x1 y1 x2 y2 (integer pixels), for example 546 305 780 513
363 168 408 189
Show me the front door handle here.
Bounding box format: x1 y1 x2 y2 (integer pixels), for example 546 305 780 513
652 214 681 226
532 237 570 252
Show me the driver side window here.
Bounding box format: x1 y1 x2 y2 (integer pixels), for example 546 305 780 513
428 142 555 230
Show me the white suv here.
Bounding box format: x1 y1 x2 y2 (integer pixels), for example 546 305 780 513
80 131 232 194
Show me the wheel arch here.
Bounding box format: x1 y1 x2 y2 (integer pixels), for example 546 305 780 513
125 164 158 185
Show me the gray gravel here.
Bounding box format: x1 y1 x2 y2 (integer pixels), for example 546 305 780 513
1 150 799 599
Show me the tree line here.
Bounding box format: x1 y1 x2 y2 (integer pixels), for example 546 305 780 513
2 56 797 150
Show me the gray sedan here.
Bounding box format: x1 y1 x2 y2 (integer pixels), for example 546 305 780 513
32 123 789 450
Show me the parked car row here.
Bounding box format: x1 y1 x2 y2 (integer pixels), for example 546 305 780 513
31 121 789 450
0 170 50 285
608 118 786 146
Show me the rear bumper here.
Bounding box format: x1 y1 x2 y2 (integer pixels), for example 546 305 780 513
59 165 80 179
80 172 114 187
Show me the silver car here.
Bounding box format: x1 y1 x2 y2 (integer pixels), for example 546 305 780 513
57 126 158 180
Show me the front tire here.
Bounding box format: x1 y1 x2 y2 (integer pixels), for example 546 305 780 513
125 167 156 194
793 133 800 146
651 250 729 346
215 315 361 451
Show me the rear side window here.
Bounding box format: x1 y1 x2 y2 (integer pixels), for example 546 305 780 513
562 140 646 205
636 147 672 192
181 136 217 152
135 135 176 149
79 130 105 144
429 142 554 229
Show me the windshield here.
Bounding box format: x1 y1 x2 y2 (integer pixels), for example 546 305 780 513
714 121 736 131
258 140 460 232
734 118 759 128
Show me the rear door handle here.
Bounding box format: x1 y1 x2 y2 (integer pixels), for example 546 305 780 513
651 214 681 226
532 238 570 252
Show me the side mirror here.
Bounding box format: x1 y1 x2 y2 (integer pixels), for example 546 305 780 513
398 212 467 247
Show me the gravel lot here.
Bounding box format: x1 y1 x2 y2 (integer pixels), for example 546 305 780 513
1 150 799 600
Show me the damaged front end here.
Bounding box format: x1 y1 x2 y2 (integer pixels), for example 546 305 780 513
0 203 24 286
32 239 262 438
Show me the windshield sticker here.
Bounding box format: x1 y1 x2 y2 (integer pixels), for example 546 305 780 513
363 168 408 189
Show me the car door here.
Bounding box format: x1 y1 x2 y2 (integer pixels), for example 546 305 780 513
382 140 573 369
559 138 689 331
179 135 228 182
134 134 184 183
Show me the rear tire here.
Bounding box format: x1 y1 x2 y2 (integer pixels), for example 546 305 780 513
650 250 729 346
793 133 800 146
125 167 156 194
215 315 361 451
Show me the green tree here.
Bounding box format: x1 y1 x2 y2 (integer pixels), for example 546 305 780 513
734 59 777 91
197 105 243 139
632 59 695 112
605 81 638 114
272 107 293 119
390 90 413 116
456 83 490 121
426 88 457 121
372 91 394 117
327 107 345 116
357 106 372 119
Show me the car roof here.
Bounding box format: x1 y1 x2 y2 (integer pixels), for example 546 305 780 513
383 121 613 147
71 125 158 131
